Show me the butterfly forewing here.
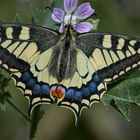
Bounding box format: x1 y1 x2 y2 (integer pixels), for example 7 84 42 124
77 33 140 83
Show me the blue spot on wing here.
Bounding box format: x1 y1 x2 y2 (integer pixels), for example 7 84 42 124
88 81 97 93
41 85 50 95
65 89 83 101
93 74 100 83
22 72 31 82
73 91 82 100
64 74 101 101
27 79 36 87
65 89 75 99
33 84 41 95
20 69 101 102
21 71 51 97
81 87 90 97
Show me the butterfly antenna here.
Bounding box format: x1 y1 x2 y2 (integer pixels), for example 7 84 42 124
45 6 65 25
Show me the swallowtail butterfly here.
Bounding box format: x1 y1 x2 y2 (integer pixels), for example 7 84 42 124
0 0 140 123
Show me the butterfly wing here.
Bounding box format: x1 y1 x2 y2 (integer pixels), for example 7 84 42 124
0 24 59 110
76 32 140 83
58 32 140 123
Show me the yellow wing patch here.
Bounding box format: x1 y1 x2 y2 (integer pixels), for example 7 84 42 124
19 27 30 40
36 48 53 71
102 35 112 48
30 47 58 85
1 40 12 48
13 42 28 57
8 42 20 53
19 42 38 62
76 51 88 77
117 38 125 49
6 27 13 39
92 48 107 70
103 49 113 66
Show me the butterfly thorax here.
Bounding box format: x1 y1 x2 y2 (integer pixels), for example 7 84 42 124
49 26 77 82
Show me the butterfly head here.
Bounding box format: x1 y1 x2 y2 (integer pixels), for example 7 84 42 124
51 0 95 33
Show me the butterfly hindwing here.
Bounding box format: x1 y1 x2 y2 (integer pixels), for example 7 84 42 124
57 49 107 123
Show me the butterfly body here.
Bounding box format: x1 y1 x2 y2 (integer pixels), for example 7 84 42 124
0 23 140 123
50 27 75 82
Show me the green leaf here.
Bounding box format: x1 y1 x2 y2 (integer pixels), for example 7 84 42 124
0 92 11 110
0 73 11 110
0 75 10 90
12 13 23 23
101 71 140 121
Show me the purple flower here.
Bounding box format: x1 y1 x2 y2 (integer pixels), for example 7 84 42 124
51 0 94 33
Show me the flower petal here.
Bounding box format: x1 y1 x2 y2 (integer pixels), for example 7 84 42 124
74 22 93 33
64 0 78 14
59 24 65 33
51 8 64 23
75 3 94 19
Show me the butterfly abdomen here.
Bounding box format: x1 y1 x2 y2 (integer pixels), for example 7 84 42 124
58 49 69 81
65 36 70 49
58 35 78 81
57 36 70 81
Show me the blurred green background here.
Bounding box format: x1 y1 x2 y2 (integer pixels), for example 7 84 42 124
0 0 140 140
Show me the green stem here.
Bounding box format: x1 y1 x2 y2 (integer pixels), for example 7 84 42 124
30 105 43 140
6 98 31 123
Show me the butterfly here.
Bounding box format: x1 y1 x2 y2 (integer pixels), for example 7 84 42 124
0 0 140 124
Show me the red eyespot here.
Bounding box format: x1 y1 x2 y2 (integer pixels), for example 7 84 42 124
50 86 65 100
50 86 57 97
56 87 65 99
